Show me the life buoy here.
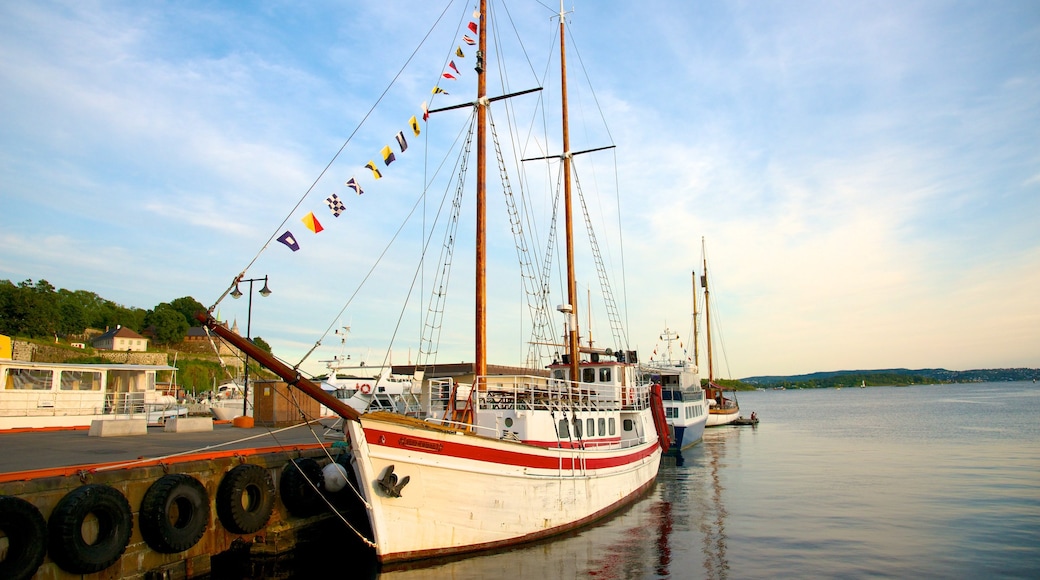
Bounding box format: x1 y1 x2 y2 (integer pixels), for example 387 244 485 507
0 495 47 580
47 484 133 574
359 383 372 394
216 464 275 534
280 458 325 518
139 474 210 553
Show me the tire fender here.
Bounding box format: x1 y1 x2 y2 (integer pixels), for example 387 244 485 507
280 458 325 518
47 484 133 574
139 473 210 553
216 464 275 534
0 495 47 580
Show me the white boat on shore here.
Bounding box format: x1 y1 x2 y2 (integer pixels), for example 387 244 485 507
0 359 187 430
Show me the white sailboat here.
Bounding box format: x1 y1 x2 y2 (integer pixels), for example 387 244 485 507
200 0 666 565
701 238 740 427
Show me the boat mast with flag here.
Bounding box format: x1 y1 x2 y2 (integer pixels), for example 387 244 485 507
198 0 666 565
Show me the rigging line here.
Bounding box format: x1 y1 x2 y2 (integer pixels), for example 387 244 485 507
613 148 631 348
567 24 615 145
210 0 456 313
294 112 475 370
380 113 476 373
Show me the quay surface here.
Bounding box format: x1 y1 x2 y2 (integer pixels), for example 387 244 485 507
0 419 359 579
0 420 343 479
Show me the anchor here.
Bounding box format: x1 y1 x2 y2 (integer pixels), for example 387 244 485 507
377 464 410 498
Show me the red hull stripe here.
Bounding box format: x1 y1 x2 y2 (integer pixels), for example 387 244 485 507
364 428 656 470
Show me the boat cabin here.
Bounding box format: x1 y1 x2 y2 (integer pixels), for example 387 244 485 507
0 359 179 430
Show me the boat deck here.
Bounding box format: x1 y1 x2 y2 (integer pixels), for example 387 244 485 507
0 419 343 479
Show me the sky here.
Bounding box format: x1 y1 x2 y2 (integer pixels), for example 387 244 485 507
2 0 1038 379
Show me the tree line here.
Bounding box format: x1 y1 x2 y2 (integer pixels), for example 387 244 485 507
0 278 204 345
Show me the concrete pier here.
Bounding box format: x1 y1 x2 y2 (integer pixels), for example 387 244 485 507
0 420 362 579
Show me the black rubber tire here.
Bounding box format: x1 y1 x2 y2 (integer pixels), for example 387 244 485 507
0 495 47 580
47 484 133 574
139 474 210 553
216 464 275 534
279 458 325 518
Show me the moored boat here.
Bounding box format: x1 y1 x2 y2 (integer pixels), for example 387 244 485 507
644 325 707 454
197 0 666 565
700 237 740 427
0 359 186 430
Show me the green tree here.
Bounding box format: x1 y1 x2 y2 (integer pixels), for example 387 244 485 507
169 296 206 327
144 303 189 345
0 280 60 338
251 336 272 353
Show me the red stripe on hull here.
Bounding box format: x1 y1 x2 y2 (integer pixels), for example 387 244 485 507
364 428 656 470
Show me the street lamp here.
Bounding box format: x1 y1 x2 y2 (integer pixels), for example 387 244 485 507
231 275 271 417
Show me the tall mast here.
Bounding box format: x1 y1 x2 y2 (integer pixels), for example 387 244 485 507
692 269 700 369
474 0 488 380
702 237 714 382
559 1 581 382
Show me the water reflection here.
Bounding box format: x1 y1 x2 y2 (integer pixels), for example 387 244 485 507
700 430 731 579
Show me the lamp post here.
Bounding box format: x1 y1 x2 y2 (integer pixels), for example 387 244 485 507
231 275 271 417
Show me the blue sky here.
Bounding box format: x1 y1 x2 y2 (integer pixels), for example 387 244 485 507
2 1 1038 378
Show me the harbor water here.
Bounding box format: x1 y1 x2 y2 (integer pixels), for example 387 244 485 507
224 381 1040 579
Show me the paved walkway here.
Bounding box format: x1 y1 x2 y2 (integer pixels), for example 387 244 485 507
0 420 346 475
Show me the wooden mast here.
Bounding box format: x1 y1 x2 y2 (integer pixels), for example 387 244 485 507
474 0 488 381
692 269 700 370
559 1 581 382
702 237 714 383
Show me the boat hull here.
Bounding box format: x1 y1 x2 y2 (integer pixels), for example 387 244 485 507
346 413 662 563
668 414 707 455
706 408 739 427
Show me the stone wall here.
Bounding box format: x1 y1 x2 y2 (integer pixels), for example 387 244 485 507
11 340 168 366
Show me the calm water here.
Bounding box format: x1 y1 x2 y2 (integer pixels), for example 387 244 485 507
228 382 1040 578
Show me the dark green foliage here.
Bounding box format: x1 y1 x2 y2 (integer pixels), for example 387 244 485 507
144 303 189 345
0 279 203 346
250 336 272 353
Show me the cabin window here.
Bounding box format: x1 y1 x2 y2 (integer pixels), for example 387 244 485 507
558 419 570 438
572 418 583 438
581 368 595 383
553 369 565 380
623 419 634 432
598 368 612 383
587 418 595 437
504 417 513 428
60 370 102 391
598 418 606 436
662 390 673 401
609 418 616 436
666 407 678 419
5 369 53 390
